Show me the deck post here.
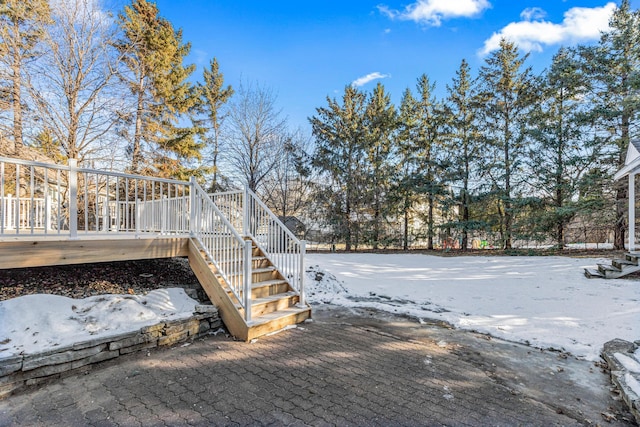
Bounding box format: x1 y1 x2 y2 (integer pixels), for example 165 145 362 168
299 240 306 306
189 177 196 236
69 159 78 239
630 172 636 251
243 186 249 237
243 240 252 322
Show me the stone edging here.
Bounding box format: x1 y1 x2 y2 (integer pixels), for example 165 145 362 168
601 339 640 425
0 305 222 399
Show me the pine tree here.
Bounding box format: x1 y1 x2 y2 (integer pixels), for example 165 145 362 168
477 39 538 249
200 57 233 191
394 88 420 250
413 74 446 250
0 0 50 151
310 85 367 251
116 0 202 177
578 0 640 249
528 48 592 249
445 59 481 250
363 82 397 249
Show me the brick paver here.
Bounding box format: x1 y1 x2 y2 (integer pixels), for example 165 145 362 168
0 309 630 426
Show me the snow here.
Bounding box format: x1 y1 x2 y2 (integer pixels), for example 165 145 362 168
306 253 640 361
0 288 199 357
625 373 640 397
1 253 638 364
615 353 640 373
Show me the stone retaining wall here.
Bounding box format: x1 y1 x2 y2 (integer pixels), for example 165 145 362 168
601 339 640 425
0 306 222 399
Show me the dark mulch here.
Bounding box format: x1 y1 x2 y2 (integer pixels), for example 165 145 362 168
0 258 201 301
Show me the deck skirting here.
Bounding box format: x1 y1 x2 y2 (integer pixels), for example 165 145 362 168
0 237 190 269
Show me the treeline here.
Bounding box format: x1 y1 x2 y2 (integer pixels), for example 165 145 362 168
2 0 639 251
307 1 640 251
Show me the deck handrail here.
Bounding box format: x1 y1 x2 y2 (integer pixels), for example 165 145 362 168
191 179 252 321
209 188 306 306
0 156 191 236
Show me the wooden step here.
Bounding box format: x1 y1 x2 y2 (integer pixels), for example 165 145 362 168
251 292 299 317
625 252 640 264
613 258 636 270
246 306 311 341
251 279 290 298
584 268 605 279
235 291 300 318
226 266 278 282
598 263 620 275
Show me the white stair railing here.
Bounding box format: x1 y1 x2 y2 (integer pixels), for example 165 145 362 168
209 188 306 306
191 180 252 321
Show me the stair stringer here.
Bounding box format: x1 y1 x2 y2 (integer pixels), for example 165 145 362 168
187 238 250 341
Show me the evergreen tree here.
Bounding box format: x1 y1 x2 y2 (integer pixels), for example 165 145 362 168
528 48 592 249
200 57 233 191
477 39 538 249
445 59 481 250
578 0 640 249
363 82 397 249
413 74 446 250
116 0 202 177
310 85 367 251
394 88 420 249
0 0 50 151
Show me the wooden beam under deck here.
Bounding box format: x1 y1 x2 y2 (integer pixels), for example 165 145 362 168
0 237 190 269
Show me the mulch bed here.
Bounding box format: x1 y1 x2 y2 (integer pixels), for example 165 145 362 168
0 258 201 301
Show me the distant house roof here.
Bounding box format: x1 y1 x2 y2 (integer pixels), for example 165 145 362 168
614 139 640 180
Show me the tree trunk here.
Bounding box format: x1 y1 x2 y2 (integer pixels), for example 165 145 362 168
427 193 434 250
11 40 23 151
403 203 409 251
131 76 145 173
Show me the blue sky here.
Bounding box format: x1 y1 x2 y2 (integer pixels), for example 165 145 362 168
154 0 638 132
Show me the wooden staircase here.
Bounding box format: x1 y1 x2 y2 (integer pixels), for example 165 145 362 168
584 252 640 279
188 238 310 341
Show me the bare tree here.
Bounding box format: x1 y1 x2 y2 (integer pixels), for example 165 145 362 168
224 80 287 191
30 0 122 161
260 128 313 221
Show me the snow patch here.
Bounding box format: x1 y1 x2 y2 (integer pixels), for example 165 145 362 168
0 288 198 357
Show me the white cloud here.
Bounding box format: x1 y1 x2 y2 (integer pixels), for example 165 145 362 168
480 2 616 56
352 72 390 87
520 7 546 21
379 0 491 26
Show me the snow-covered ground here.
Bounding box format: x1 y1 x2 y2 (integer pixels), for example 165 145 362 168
0 288 199 358
1 253 638 365
305 253 640 362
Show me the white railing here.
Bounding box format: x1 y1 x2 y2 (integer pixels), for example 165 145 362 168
191 179 253 321
0 156 191 237
209 188 306 305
